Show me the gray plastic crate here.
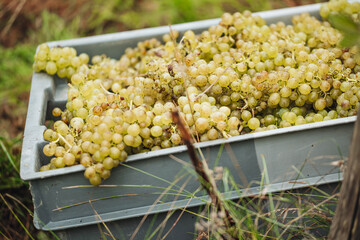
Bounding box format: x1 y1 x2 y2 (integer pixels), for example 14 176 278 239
20 2 354 239
54 181 340 240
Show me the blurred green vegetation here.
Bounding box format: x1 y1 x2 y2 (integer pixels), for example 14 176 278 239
0 0 325 239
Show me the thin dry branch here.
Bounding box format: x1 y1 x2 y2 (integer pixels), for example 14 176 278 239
172 108 236 238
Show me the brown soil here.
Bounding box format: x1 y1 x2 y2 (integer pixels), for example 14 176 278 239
0 92 29 139
0 0 88 47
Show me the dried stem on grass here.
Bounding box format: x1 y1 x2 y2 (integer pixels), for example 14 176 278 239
88 200 116 240
172 108 237 238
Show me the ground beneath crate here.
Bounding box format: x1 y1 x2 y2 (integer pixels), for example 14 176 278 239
0 92 28 140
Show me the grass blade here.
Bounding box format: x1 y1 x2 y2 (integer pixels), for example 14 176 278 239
0 231 10 240
0 194 35 240
260 154 280 237
0 139 19 174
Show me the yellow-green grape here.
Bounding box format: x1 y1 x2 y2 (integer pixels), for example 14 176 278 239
100 169 111 179
52 107 62 117
207 128 219 140
71 73 85 85
80 154 92 167
248 118 260 130
268 92 281 106
284 112 297 124
46 61 57 75
314 98 327 111
127 124 141 137
43 129 57 141
84 166 96 179
79 53 90 64
195 118 209 133
241 110 252 122
150 126 163 137
40 164 51 171
43 143 56 157
170 133 182 145
55 146 66 157
90 174 102 186
228 117 240 129
54 157 66 168
314 113 324 122
63 153 76 166
95 163 105 173
298 84 311 95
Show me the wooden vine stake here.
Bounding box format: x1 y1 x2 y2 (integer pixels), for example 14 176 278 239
328 110 360 239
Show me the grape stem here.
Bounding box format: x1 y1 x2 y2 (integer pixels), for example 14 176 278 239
51 137 60 144
169 24 183 64
238 125 243 133
99 82 115 95
239 94 249 111
221 131 230 139
178 36 185 46
57 133 73 149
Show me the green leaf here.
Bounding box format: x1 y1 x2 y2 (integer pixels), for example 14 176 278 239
328 13 360 48
341 34 360 47
328 13 359 35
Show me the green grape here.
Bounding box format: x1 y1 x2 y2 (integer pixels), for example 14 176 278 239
313 113 324 122
63 153 76 166
84 166 96 179
268 93 281 106
46 61 57 75
284 112 297 124
248 118 260 130
241 110 252 122
103 157 114 170
151 126 163 137
228 117 240 129
298 84 311 95
90 174 102 186
127 124 141 137
43 143 56 157
314 98 327 111
49 48 61 61
295 116 306 125
195 118 209 133
54 157 65 168
264 115 275 126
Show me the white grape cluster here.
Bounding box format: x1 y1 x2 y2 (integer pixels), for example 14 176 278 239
34 4 360 185
320 0 360 21
33 44 89 78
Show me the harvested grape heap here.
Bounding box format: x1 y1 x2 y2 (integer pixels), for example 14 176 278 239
33 0 360 185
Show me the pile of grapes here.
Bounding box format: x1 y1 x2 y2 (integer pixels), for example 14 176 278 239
33 0 360 185
320 0 360 21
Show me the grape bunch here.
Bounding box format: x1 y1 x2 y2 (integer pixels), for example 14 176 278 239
34 2 360 185
33 44 89 78
320 0 360 21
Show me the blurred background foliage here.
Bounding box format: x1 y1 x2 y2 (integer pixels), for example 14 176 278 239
0 0 325 239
